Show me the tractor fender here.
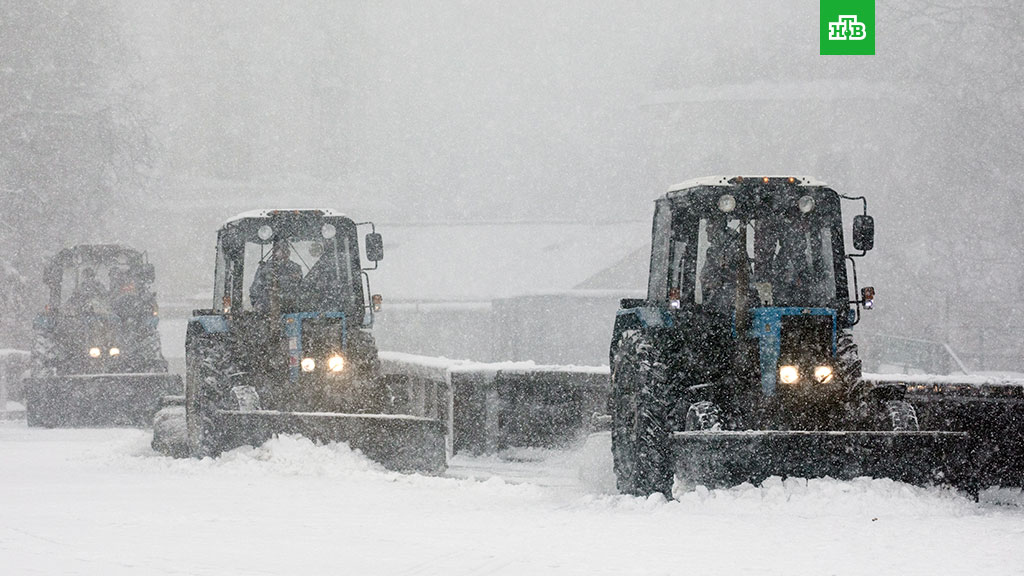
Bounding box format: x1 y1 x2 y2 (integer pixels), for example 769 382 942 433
190 315 229 336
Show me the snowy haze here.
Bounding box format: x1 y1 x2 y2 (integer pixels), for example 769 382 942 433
3 2 1024 364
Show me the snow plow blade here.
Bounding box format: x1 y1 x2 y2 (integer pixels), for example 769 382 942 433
24 373 182 427
672 430 974 490
213 410 447 474
870 374 1024 488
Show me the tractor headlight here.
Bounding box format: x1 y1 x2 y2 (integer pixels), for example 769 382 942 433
301 358 316 372
779 365 799 384
88 347 102 358
109 347 121 357
813 365 833 383
327 355 345 372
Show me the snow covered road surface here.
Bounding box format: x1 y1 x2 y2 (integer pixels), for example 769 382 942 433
2 422 1023 576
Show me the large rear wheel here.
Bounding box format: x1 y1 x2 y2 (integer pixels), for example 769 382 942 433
611 330 673 497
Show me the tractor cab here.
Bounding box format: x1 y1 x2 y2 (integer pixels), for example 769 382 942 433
649 176 871 318
36 244 162 374
212 209 383 325
43 244 156 317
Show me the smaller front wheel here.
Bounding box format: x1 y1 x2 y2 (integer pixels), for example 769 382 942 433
684 401 721 431
884 400 920 431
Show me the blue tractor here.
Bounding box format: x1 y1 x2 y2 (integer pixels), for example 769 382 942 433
609 176 971 496
155 209 445 473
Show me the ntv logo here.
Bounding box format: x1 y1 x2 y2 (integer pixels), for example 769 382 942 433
828 15 867 41
820 1 874 54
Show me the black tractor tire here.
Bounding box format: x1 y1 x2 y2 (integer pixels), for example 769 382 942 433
139 327 164 362
836 329 863 386
185 337 237 458
610 330 673 497
685 401 722 431
30 332 57 377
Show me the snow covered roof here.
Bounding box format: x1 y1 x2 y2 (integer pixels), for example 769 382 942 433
667 175 828 193
370 221 650 301
223 208 348 226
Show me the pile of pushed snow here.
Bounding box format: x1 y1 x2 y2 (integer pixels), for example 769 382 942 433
124 431 387 478
118 430 548 501
107 426 1013 515
204 434 388 477
671 476 977 517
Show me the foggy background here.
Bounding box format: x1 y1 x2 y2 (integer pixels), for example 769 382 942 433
2 1 1022 371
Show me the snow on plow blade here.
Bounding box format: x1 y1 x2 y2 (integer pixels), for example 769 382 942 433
24 373 182 427
672 430 974 490
213 410 447 474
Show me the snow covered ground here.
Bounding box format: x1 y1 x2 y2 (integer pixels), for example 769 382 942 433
2 422 1023 575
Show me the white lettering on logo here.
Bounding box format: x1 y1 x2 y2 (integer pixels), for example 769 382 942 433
828 15 867 40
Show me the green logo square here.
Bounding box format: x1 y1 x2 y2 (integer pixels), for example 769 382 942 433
820 0 875 55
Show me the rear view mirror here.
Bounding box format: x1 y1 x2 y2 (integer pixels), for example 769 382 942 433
853 215 874 252
141 263 156 284
365 233 384 262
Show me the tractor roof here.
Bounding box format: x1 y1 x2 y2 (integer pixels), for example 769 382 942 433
52 244 143 263
223 208 348 226
44 245 148 281
666 175 829 197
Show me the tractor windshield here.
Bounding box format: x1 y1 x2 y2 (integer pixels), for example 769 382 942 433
215 215 364 321
654 185 848 313
694 217 837 310
241 235 358 314
56 251 141 317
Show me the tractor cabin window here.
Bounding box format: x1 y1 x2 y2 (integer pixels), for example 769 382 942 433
692 217 837 311
240 236 357 314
